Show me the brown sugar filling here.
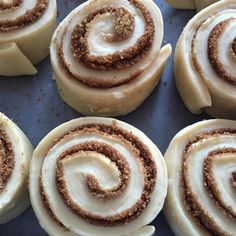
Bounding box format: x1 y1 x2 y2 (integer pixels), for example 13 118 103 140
39 178 66 229
0 126 14 193
108 7 135 42
232 38 236 55
231 171 236 192
0 0 48 32
208 18 236 86
192 17 236 87
56 142 130 201
204 148 236 220
57 0 155 88
40 123 157 228
70 1 154 71
181 129 236 236
0 0 22 11
230 37 236 60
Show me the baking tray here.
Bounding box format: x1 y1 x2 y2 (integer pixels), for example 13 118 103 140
0 0 209 235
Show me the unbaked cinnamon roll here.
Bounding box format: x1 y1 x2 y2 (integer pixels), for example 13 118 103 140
164 119 236 236
50 0 172 117
0 112 33 224
166 0 218 11
175 0 236 119
0 0 57 76
29 117 168 236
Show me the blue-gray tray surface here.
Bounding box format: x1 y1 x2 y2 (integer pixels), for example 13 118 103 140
0 0 208 235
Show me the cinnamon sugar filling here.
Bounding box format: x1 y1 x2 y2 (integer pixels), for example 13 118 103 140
230 37 236 60
232 38 236 55
56 142 130 201
0 0 22 11
0 0 48 32
70 0 154 71
208 18 236 86
39 178 66 229
107 7 135 42
204 148 236 220
40 123 157 228
231 171 236 192
192 17 236 87
182 129 236 236
57 0 155 88
0 126 14 193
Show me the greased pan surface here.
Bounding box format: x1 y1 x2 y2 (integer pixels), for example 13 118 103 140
0 0 208 235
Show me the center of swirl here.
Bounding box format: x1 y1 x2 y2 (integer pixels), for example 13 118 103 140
0 126 14 193
70 0 154 72
104 7 135 43
56 142 131 201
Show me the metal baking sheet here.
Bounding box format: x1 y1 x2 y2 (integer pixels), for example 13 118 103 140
0 0 209 235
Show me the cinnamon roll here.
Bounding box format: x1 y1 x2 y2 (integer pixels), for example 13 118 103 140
174 0 236 119
0 0 57 76
29 117 168 236
0 112 33 224
164 119 236 236
166 0 218 11
50 0 172 117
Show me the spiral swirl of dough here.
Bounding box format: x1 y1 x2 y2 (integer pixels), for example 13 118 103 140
29 117 168 236
0 113 33 224
174 0 236 119
50 0 172 117
164 119 236 236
